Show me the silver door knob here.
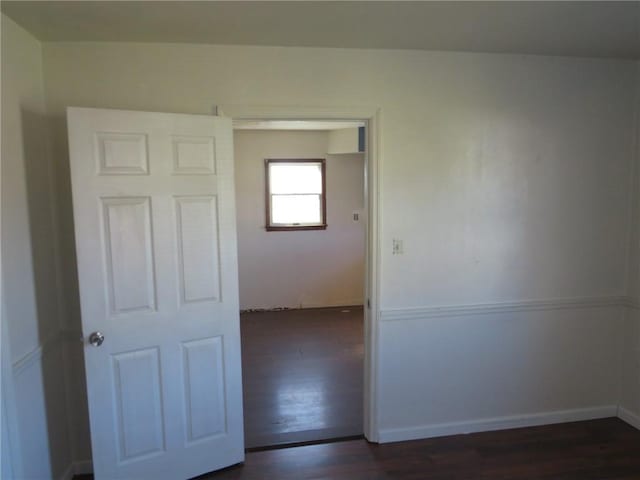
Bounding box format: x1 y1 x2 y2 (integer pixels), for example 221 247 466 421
88 331 105 347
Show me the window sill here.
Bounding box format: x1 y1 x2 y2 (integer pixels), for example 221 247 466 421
266 224 327 232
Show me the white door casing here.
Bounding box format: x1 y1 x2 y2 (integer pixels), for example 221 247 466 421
68 107 244 479
219 104 381 443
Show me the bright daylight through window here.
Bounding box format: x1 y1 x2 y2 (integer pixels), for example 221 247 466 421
265 159 327 231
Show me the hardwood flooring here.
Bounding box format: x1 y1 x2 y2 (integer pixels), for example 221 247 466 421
75 418 640 479
240 306 364 449
200 418 640 479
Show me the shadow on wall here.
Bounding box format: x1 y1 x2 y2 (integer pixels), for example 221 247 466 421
19 108 72 476
47 111 93 463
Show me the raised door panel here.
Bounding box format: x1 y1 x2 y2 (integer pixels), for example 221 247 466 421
101 197 156 315
182 337 227 443
175 196 221 305
96 132 149 175
112 348 165 463
172 135 216 175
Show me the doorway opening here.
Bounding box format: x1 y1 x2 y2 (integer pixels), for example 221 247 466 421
232 119 369 449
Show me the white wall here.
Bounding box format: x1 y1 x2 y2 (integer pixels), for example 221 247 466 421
620 62 640 428
38 41 638 454
327 127 360 154
40 44 637 307
2 298 17 480
621 309 640 426
1 14 72 479
234 129 365 310
1 399 15 479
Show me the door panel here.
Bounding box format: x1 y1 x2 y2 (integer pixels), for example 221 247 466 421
175 196 221 304
182 336 226 442
102 196 156 314
172 135 216 174
96 132 149 175
112 348 165 463
68 107 244 480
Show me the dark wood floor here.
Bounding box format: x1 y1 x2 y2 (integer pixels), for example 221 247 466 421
240 306 364 448
201 418 640 479
75 419 640 479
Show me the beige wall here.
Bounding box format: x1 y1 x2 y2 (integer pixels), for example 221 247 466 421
2 15 55 360
630 64 640 303
620 62 640 423
327 127 360 154
1 14 72 479
36 41 640 454
41 43 637 308
234 129 365 310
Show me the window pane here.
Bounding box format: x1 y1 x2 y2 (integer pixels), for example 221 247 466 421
270 164 322 194
271 194 322 224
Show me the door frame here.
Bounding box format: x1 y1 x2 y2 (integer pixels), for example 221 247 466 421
218 105 381 442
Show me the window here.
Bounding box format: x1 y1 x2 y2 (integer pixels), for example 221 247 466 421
265 159 327 231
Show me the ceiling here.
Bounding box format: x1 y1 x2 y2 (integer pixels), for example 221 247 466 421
2 1 639 60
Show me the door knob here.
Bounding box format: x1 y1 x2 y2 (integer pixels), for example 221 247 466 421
88 331 105 347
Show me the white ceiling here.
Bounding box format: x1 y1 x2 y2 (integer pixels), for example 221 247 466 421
2 1 639 60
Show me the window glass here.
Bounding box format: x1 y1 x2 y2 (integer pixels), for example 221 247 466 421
269 164 322 194
271 195 322 224
266 159 326 231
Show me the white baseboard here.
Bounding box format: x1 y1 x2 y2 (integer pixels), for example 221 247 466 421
299 300 364 309
618 406 640 430
378 405 618 443
59 460 93 480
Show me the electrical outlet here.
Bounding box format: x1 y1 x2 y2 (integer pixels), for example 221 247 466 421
392 238 403 255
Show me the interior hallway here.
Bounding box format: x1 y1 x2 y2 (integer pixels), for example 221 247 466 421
240 306 364 449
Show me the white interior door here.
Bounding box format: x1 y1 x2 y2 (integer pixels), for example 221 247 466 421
68 107 244 480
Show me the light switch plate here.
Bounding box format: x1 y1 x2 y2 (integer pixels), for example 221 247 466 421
392 238 403 254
